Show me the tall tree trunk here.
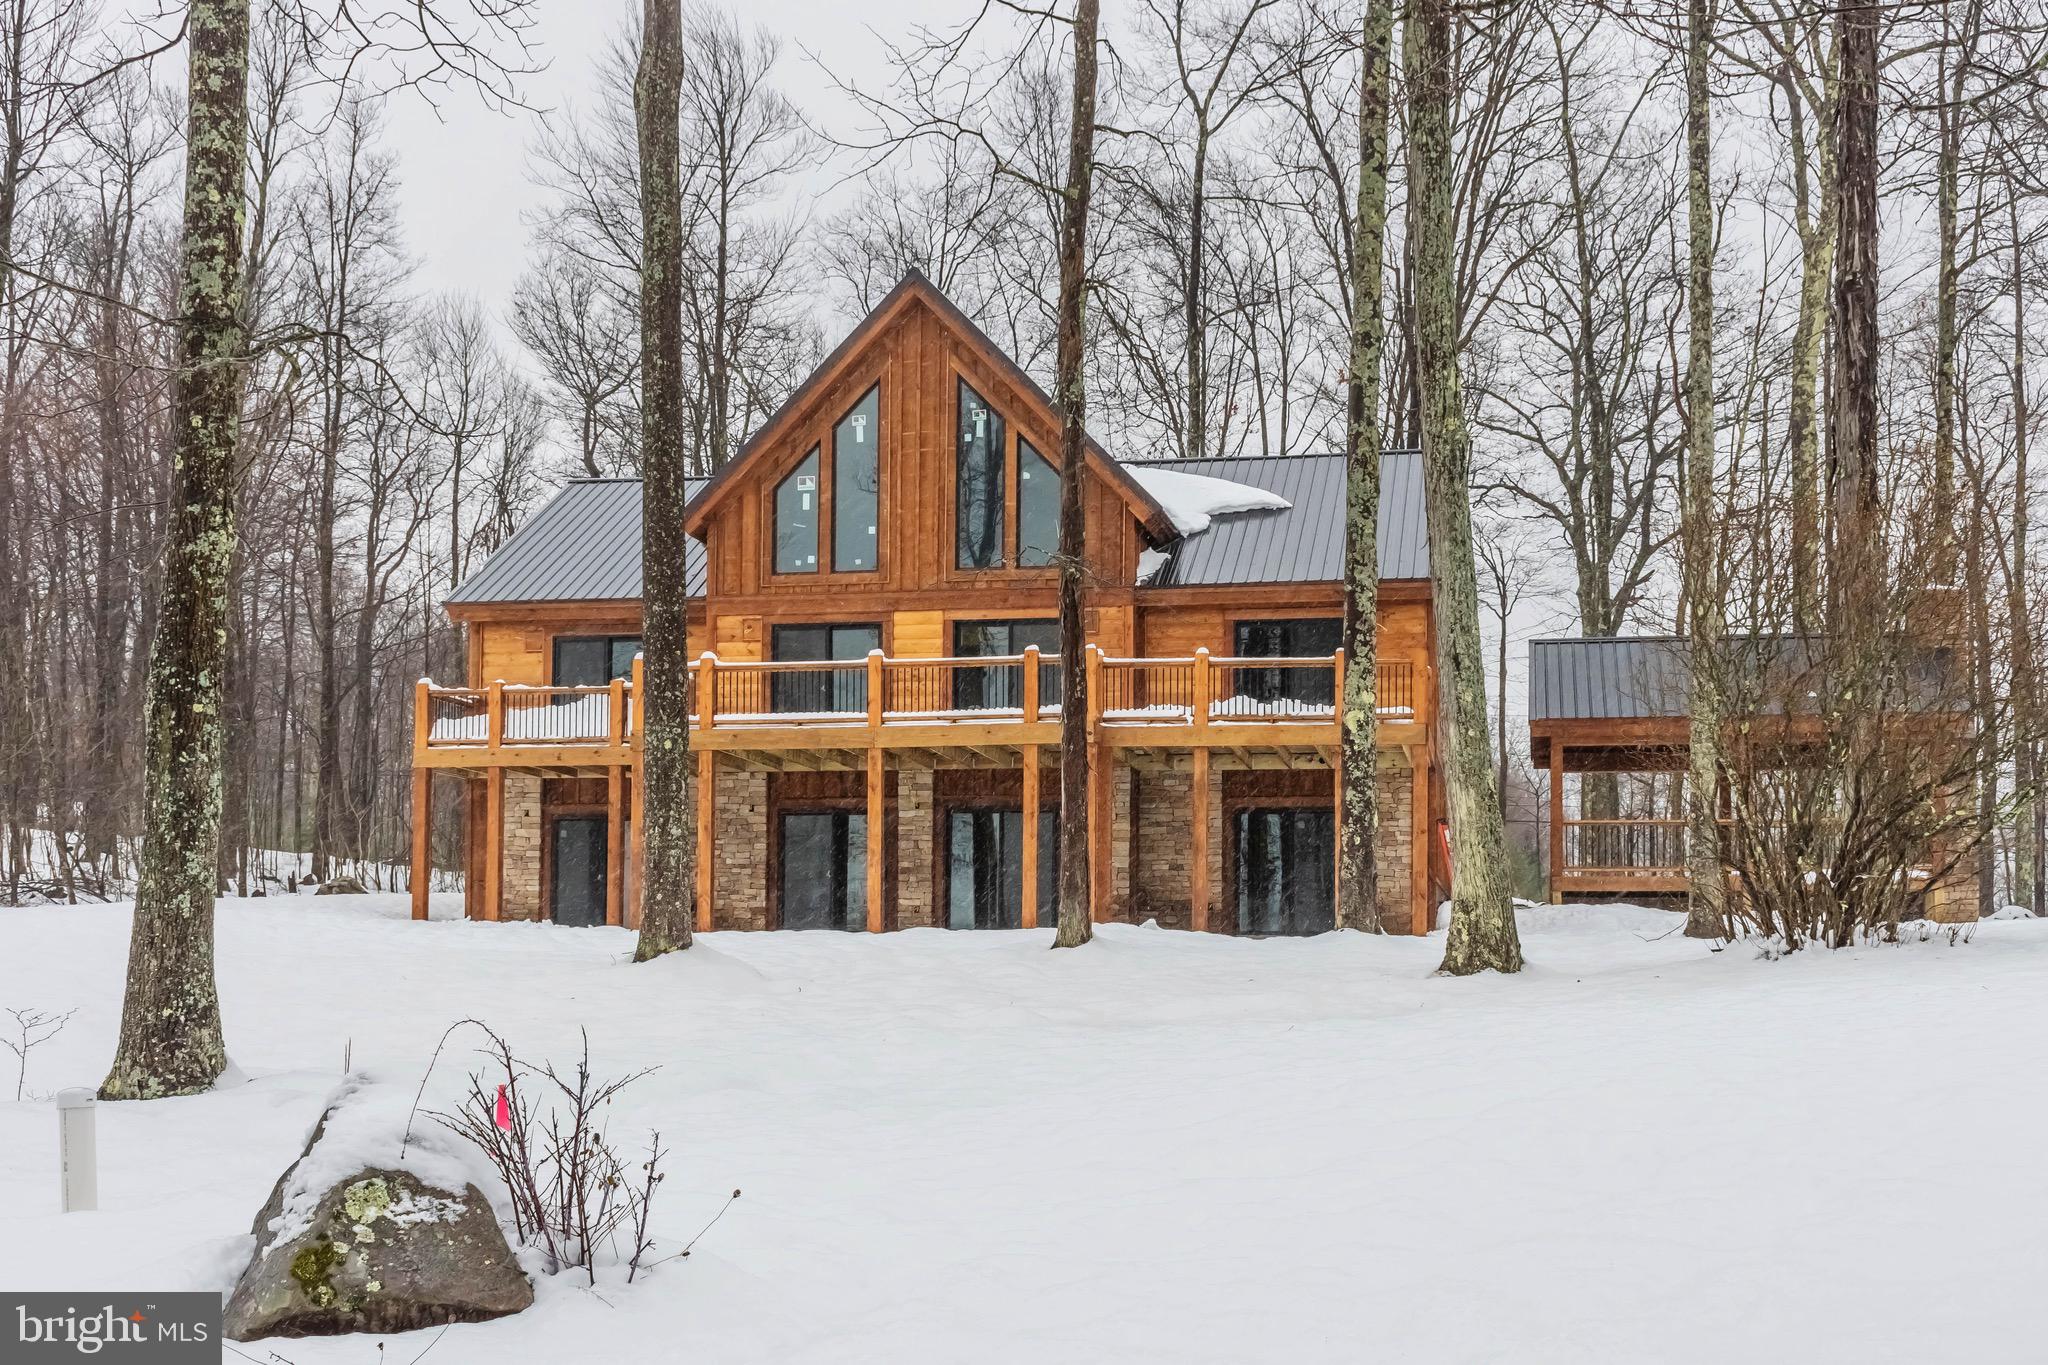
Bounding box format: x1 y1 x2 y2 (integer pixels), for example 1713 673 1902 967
1184 130 1209 462
1829 0 1880 604
1929 0 1979 588
1338 0 1394 933
1682 0 1726 939
1053 0 1102 949
1410 0 1522 975
101 0 250 1099
2009 204 2042 915
634 0 696 960
1781 54 1837 634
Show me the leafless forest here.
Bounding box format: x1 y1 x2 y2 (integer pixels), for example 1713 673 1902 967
4 0 2046 911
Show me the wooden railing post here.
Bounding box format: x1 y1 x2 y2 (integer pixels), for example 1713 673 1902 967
414 679 431 756
1192 648 1211 736
867 649 884 729
1022 645 1040 719
486 679 505 750
1085 644 1104 732
697 653 716 732
608 676 626 749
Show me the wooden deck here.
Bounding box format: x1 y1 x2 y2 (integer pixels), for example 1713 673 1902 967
412 646 1432 933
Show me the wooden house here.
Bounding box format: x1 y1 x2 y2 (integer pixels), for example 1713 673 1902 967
412 271 1448 935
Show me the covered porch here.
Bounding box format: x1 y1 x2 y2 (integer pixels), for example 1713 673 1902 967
412 646 1435 933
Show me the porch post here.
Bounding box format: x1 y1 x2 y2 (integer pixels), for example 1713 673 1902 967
485 679 505 921
1548 741 1566 905
1022 646 1041 930
696 654 716 932
1191 746 1211 932
1410 752 1430 933
410 768 431 921
630 654 646 929
605 765 624 927
484 767 505 922
866 650 886 932
1086 645 1111 922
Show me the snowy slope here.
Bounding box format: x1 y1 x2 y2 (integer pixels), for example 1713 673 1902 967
1 897 2044 1363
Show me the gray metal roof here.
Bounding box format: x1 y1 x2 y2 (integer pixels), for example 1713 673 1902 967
445 478 706 605
445 451 1428 606
1142 451 1429 586
1531 634 1961 721
1529 637 1692 720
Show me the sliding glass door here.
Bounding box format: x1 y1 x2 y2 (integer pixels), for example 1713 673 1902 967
779 812 867 930
1233 808 1335 935
945 808 1058 929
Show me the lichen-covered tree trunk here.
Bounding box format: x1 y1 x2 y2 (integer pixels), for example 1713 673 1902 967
100 0 251 1099
1409 0 1521 976
1053 0 1102 950
1337 0 1395 934
633 0 696 960
1681 0 1726 940
1781 55 1837 635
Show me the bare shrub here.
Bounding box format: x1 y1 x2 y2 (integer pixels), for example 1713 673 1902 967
425 1024 666 1283
4 1007 76 1101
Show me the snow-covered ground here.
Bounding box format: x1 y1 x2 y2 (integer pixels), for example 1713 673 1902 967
2 895 2044 1363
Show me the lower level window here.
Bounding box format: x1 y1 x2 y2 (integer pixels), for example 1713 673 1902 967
946 807 1057 929
1234 808 1334 935
780 811 866 930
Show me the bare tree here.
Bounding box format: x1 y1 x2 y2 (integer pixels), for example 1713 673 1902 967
1337 0 1395 933
1053 0 1105 948
1681 0 1726 938
1410 0 1521 976
633 0 694 961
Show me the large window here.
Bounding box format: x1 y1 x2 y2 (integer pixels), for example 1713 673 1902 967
771 622 881 714
774 448 821 574
833 386 880 572
953 619 1059 710
552 636 642 686
1233 617 1343 707
946 807 1058 929
1234 809 1334 935
1017 440 1060 568
779 812 866 930
956 380 1006 569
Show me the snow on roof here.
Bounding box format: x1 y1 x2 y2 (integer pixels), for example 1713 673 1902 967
1123 464 1292 536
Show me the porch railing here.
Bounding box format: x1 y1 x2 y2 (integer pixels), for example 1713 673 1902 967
417 648 1421 757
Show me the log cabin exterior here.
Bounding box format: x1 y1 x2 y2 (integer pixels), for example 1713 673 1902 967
412 271 1449 935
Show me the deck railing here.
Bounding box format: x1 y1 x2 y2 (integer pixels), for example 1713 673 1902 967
417 648 1421 758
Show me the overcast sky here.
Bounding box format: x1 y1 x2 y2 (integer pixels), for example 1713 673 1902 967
379 0 975 313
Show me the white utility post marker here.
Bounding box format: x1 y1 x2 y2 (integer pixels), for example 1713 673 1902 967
57 1087 97 1212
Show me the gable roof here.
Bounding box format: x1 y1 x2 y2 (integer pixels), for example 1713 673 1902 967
681 269 1179 545
444 478 706 608
1140 451 1428 586
445 453 1428 606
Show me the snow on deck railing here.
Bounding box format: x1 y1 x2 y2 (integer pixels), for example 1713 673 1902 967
417 648 1419 753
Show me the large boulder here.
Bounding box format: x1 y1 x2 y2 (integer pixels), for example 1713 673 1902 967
315 875 369 896
224 1094 532 1341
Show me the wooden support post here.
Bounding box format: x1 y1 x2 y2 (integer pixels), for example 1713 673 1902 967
865 748 886 933
605 765 624 927
1410 753 1430 934
1191 745 1210 933
866 649 886 932
1548 742 1566 905
696 750 715 931
1086 645 1111 922
1022 744 1041 929
697 654 717 932
631 654 646 929
1331 646 1344 912
608 675 626 748
484 767 505 923
410 767 431 921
